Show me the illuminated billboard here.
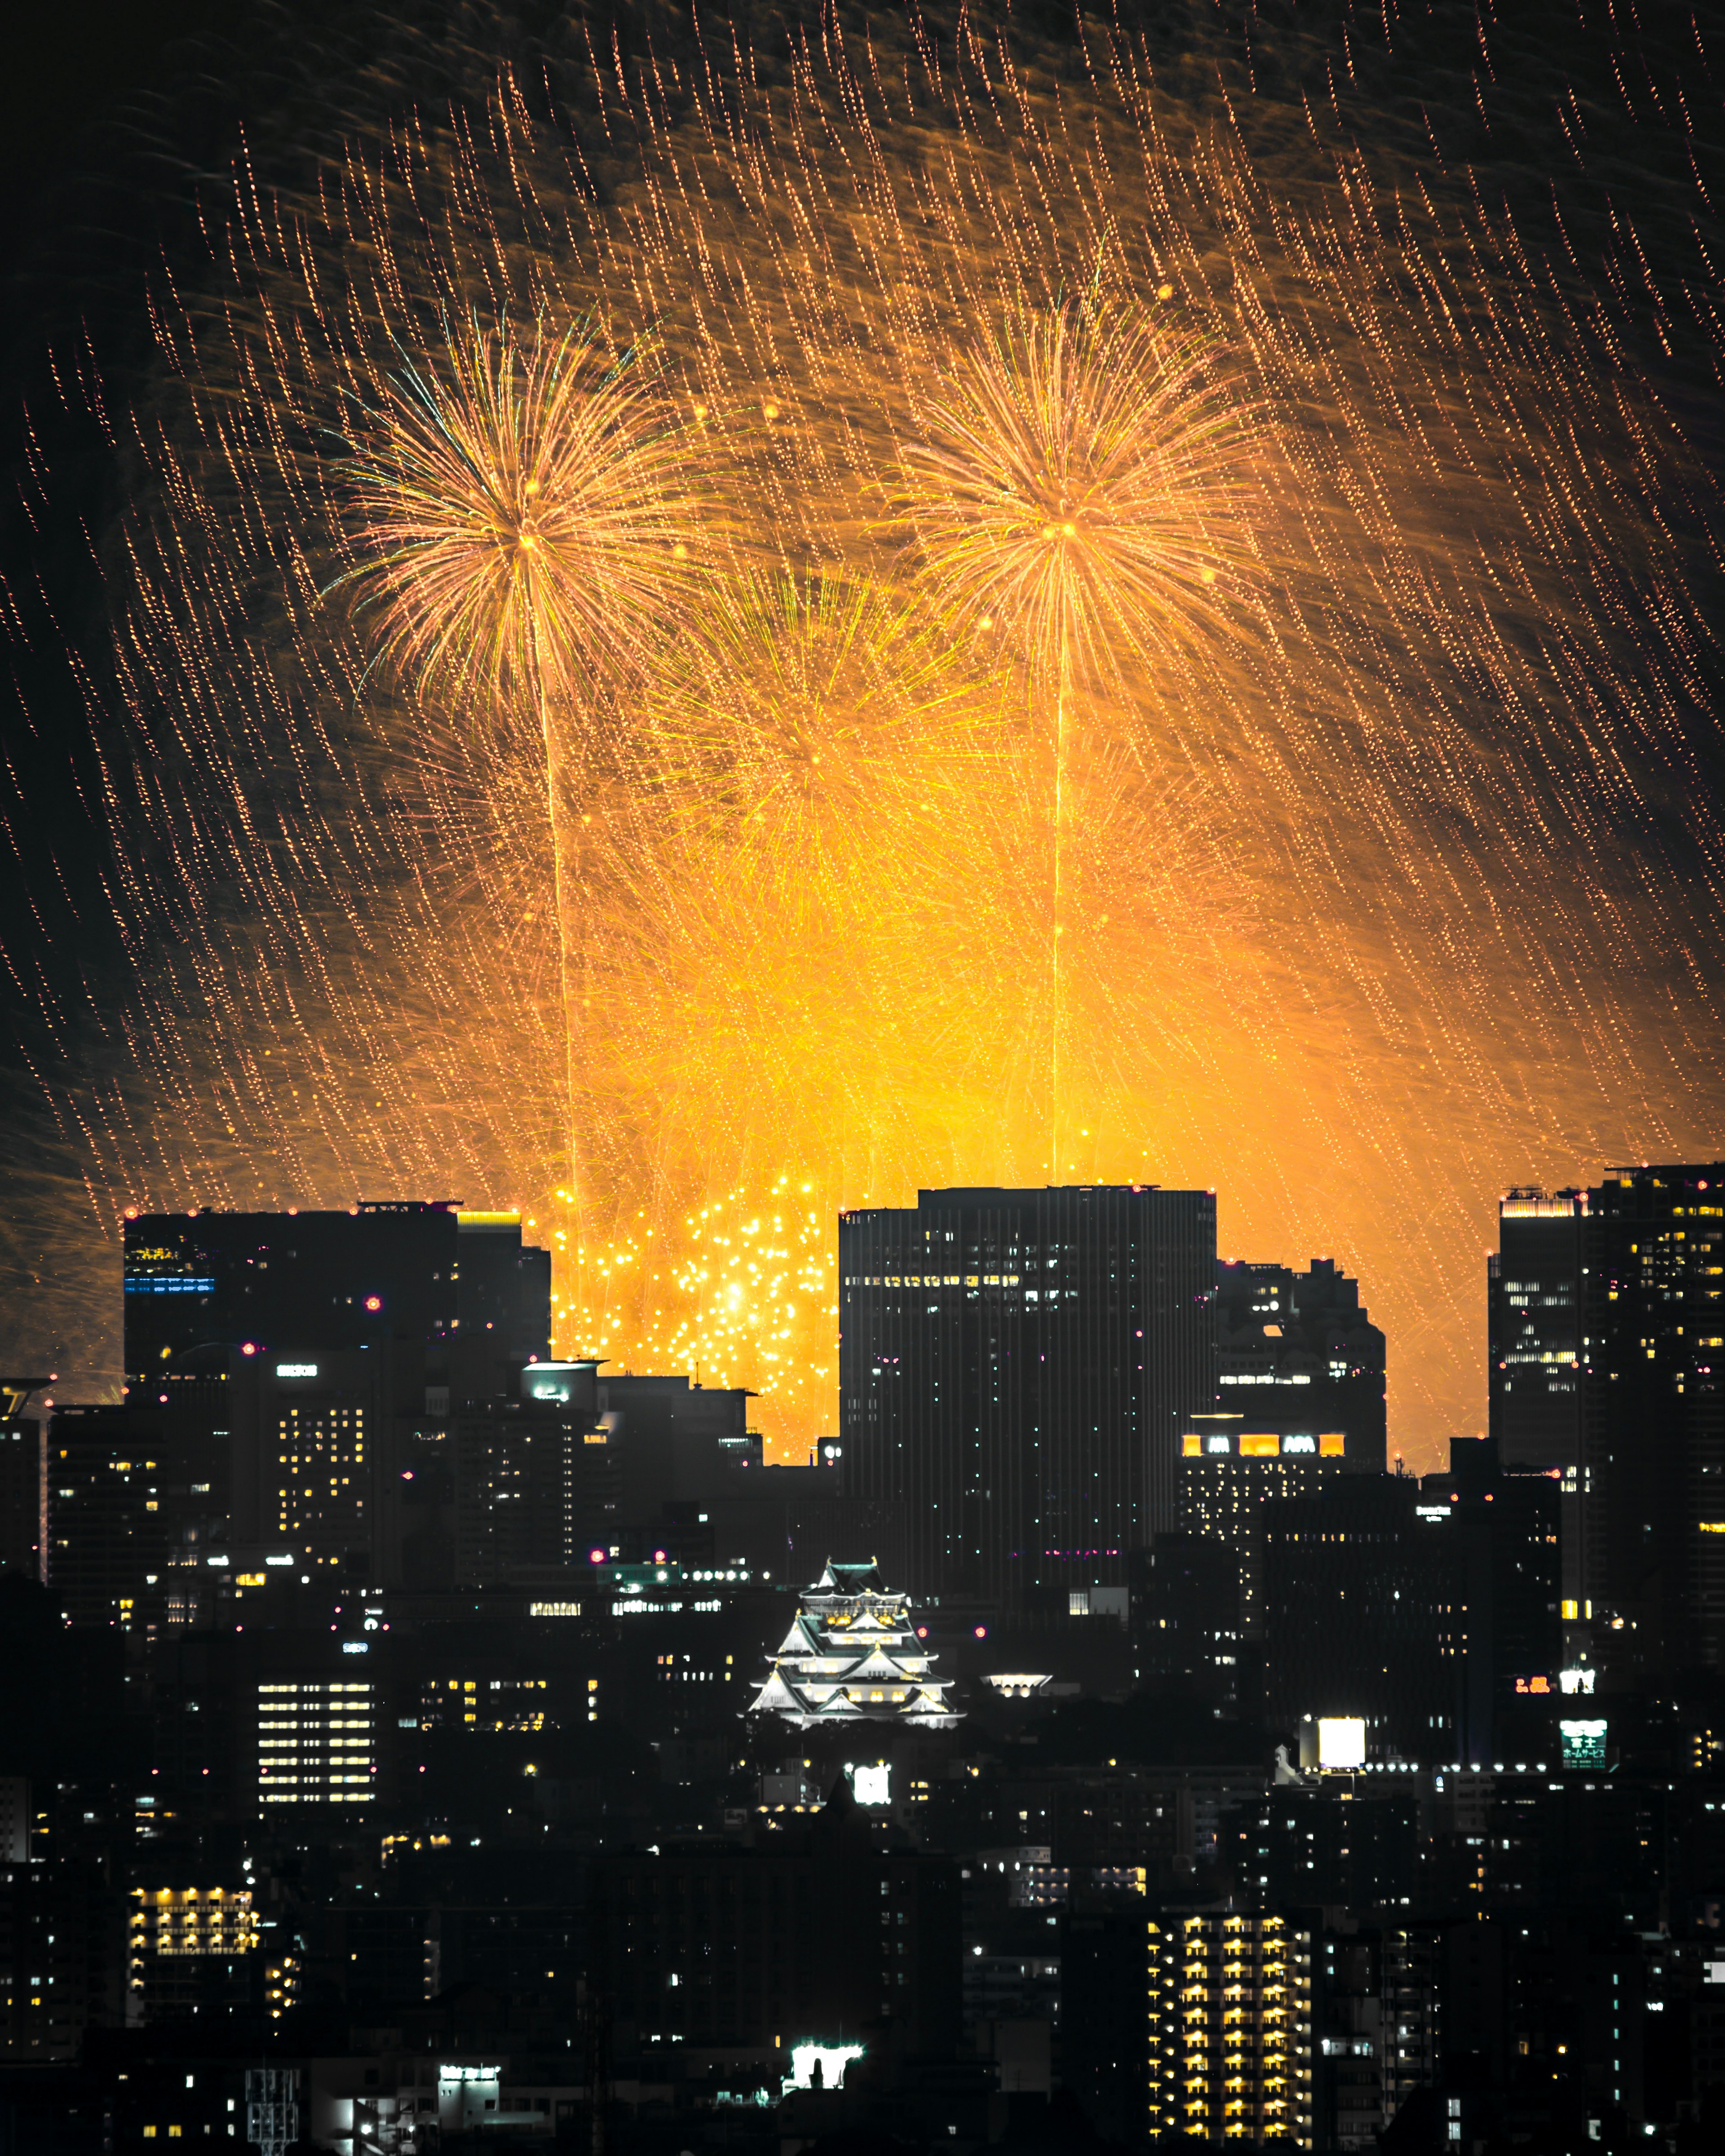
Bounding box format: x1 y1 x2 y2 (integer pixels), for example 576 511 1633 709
1317 1717 1367 1768
1559 1718 1607 1768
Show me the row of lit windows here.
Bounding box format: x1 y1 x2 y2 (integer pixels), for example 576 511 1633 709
258 1683 372 1698
260 1789 373 1803
846 1274 1025 1288
1183 1433 1345 1458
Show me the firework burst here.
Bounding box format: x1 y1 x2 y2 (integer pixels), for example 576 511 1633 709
899 296 1256 1167
340 315 699 1329
899 300 1253 687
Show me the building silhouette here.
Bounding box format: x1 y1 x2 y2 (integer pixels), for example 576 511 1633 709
1488 1188 1585 1605
1215 1257 1387 1473
1580 1163 1725 1674
1489 1166 1725 1674
838 1185 1216 1608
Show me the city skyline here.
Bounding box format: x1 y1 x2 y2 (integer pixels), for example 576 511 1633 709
4 0 1723 1477
1 1 1723 2146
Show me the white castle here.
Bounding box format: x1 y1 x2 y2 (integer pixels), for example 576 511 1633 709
748 1560 962 1728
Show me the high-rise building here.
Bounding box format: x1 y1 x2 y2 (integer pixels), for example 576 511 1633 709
116 1205 550 1597
1261 1477 1465 1763
839 1186 1216 1606
1220 1785 1420 1911
587 1786 961 2055
1261 1442 1561 1765
254 1676 379 1812
1128 1533 1241 1695
0 1382 46 1581
1178 1413 1348 1635
1215 1259 1387 1473
0 1860 124 2059
445 1212 554 1403
1145 1912 1314 2145
1419 1437 1561 1758
453 1388 592 1585
1488 1188 1585 1603
450 1362 775 1586
1580 1163 1725 1672
126 1887 260 2024
122 1202 549 1393
1488 1190 1585 1468
45 1408 172 1631
122 1202 462 1383
255 1354 372 1569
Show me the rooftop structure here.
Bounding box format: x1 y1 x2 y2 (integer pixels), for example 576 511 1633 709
749 1561 961 1727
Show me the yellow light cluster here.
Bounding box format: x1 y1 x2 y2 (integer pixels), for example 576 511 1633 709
1147 1916 1311 2148
564 1180 837 1459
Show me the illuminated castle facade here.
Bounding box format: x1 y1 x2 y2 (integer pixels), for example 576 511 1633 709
748 1561 960 1728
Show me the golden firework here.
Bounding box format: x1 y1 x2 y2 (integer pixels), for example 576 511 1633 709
898 297 1254 1171
339 316 698 1334
899 300 1251 686
25 9 1725 1470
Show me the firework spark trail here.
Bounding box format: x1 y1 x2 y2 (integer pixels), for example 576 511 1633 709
897 299 1256 1172
338 314 703 1305
6 1 1723 1462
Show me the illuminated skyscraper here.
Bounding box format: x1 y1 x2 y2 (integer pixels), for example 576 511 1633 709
116 1205 551 1594
1177 1413 1347 1636
839 1186 1216 1607
254 1677 378 1811
121 1201 548 1407
45 1407 177 1630
1487 1188 1583 1617
257 1356 372 1569
0 1381 45 1582
1261 1477 1465 1763
1580 1164 1725 1672
1488 1189 1585 1473
1489 1166 1725 1670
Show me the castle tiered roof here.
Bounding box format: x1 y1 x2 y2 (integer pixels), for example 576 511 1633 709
748 1561 961 1728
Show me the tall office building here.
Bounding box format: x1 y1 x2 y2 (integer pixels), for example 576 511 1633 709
1261 1443 1561 1764
1488 1189 1585 1468
1178 1412 1349 1636
839 1186 1216 1606
254 1676 379 1812
113 1204 552 1595
1261 1477 1466 1763
45 1408 172 1630
122 1202 548 1402
1580 1163 1725 1672
0 1382 45 1581
588 1793 962 2054
454 1386 592 1585
1418 1437 1561 1758
1215 1258 1387 1473
123 1202 460 1382
1488 1189 1584 1604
